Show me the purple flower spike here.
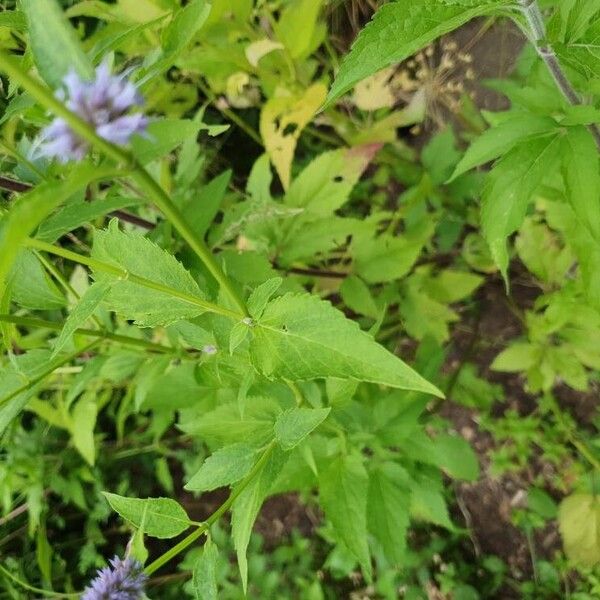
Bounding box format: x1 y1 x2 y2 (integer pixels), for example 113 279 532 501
39 61 148 162
81 556 147 600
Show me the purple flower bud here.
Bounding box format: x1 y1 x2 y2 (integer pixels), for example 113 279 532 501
38 61 148 162
81 556 147 600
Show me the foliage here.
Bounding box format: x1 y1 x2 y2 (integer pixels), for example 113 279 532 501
0 0 600 598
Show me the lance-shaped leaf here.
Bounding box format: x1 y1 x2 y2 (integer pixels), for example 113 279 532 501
326 0 500 106
319 453 372 580
481 132 561 279
249 293 442 396
22 0 93 86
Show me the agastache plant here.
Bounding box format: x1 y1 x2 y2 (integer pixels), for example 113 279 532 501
38 61 148 162
80 556 147 600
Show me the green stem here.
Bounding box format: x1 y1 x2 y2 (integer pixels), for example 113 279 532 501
26 238 244 321
0 340 100 409
0 314 173 354
0 563 78 599
144 440 277 576
0 50 248 316
34 249 102 329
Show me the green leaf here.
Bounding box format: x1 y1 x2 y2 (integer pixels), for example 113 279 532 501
284 145 380 216
102 492 192 538
51 281 112 359
339 275 379 319
274 407 331 450
0 350 52 435
184 444 258 492
92 220 206 327
22 0 94 87
275 0 324 60
250 293 443 396
70 396 97 466
10 250 65 310
179 398 281 446
353 227 433 284
434 434 479 481
410 479 454 530
183 171 231 240
561 126 600 242
162 0 211 56
319 453 372 581
481 133 561 279
232 450 284 592
229 321 250 354
326 0 497 106
367 463 410 564
193 538 219 600
449 115 557 182
37 194 143 243
491 343 539 372
131 119 200 164
0 163 115 297
559 493 600 567
0 10 26 31
247 278 283 319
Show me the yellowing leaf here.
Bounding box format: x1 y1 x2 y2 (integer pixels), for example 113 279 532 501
352 67 396 111
559 493 600 567
260 84 327 189
245 39 284 67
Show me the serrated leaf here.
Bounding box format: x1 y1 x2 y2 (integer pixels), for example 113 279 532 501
274 407 330 450
367 463 410 564
22 0 93 87
185 444 258 492
91 220 206 327
247 278 283 319
326 1 498 106
10 250 65 311
232 449 284 592
193 538 219 600
559 493 600 567
51 281 112 359
561 126 600 242
250 293 442 396
481 133 561 279
319 453 372 581
449 115 557 181
102 492 192 538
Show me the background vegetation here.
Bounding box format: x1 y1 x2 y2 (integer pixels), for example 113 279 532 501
1 0 600 598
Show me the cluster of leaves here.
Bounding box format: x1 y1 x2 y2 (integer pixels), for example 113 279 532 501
0 0 600 598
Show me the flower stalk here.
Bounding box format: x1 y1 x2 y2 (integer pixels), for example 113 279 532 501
0 50 248 316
